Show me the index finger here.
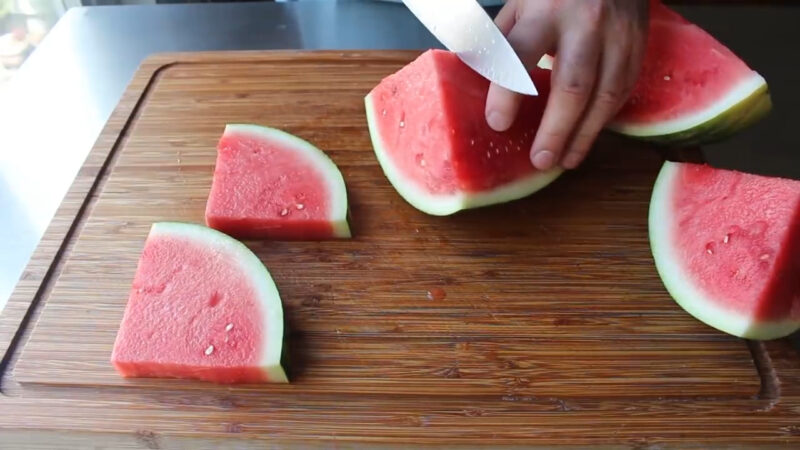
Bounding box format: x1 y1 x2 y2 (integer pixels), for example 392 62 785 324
486 19 556 131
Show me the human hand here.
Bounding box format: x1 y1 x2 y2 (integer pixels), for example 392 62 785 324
486 0 649 170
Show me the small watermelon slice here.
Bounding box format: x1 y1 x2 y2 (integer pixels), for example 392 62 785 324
365 50 562 216
649 162 800 340
608 0 771 145
205 124 350 240
111 222 288 384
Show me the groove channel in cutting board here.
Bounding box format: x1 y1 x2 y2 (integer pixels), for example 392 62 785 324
12 54 759 399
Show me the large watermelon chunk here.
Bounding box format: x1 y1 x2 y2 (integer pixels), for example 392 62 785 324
111 222 288 384
535 1 770 145
608 0 771 144
205 124 350 240
649 162 800 340
365 50 562 216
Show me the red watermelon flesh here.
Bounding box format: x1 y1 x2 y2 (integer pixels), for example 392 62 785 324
365 49 562 216
111 222 287 384
616 19 756 127
205 124 350 240
650 162 800 339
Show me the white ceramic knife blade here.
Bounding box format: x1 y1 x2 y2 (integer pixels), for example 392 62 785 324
402 0 537 96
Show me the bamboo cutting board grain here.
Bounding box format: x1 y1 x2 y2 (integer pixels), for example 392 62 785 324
1 51 799 448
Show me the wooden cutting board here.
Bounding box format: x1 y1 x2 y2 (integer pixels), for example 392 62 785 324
1 51 798 448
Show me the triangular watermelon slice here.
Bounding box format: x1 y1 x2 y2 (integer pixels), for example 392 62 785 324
649 162 800 340
365 50 562 216
111 222 288 384
538 1 770 146
205 124 350 240
609 1 771 144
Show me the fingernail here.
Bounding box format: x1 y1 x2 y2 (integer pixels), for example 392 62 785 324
532 150 555 170
487 111 511 131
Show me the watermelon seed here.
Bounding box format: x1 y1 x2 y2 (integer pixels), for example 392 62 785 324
470 139 475 146
760 254 770 261
489 142 494 148
496 148 501 155
296 203 305 210
381 109 386 116
724 234 730 244
664 75 671 81
205 345 215 356
399 121 405 128
486 151 492 158
707 249 713 255
280 208 289 217
225 323 234 332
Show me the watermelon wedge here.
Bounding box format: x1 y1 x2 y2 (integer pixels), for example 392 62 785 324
537 1 770 146
365 50 562 216
205 124 350 240
111 222 288 384
649 162 800 340
611 1 770 144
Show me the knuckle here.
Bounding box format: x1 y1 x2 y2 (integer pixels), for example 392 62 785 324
556 75 593 98
596 88 624 107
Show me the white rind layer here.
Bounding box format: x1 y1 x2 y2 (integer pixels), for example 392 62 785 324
151 222 288 382
224 124 351 238
649 162 800 340
365 95 562 216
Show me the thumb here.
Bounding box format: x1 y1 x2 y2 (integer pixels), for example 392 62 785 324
485 20 556 132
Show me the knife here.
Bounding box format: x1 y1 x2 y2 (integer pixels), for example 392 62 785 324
402 0 537 96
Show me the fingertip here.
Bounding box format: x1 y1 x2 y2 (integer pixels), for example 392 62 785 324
486 110 513 132
561 154 584 170
486 83 522 132
531 150 556 170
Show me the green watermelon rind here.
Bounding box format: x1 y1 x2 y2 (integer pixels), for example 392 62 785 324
608 75 771 146
648 162 800 340
150 222 289 382
364 95 563 216
224 124 351 238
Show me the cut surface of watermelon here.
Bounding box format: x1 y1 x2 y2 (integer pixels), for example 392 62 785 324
111 222 288 384
608 1 770 144
649 162 800 339
365 50 561 216
205 124 350 240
